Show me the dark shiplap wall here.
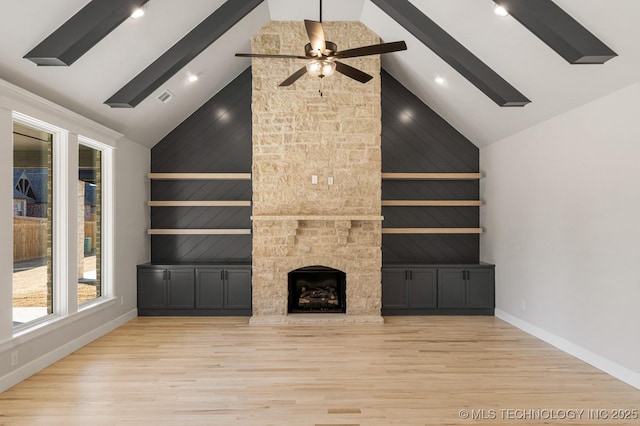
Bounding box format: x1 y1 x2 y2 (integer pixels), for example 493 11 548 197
150 68 480 264
150 68 253 263
381 70 480 263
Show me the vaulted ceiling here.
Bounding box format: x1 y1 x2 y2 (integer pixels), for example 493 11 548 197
1 0 638 148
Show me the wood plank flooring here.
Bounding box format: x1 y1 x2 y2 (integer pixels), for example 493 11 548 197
1 316 638 425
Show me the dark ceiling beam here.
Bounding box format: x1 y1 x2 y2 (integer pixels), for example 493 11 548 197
494 0 617 64
371 0 530 107
105 0 264 108
24 0 150 66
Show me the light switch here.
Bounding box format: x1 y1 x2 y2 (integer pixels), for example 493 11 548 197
311 175 318 184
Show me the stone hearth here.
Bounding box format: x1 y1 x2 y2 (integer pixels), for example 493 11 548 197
250 22 383 324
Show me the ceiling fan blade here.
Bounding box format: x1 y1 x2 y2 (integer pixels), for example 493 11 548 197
333 41 407 59
335 61 373 84
304 20 326 56
236 53 307 59
279 66 308 86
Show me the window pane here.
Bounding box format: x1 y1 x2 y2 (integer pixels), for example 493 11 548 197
13 122 53 326
78 144 101 304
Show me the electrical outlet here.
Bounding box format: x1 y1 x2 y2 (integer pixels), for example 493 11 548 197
11 351 18 367
327 176 334 185
311 175 318 185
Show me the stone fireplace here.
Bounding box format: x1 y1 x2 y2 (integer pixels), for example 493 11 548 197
250 21 383 324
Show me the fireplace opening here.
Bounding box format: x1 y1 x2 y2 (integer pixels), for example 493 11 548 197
288 266 346 314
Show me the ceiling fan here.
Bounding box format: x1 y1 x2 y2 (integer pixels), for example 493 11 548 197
235 4 407 87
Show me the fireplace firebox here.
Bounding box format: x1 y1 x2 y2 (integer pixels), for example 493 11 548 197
288 266 346 313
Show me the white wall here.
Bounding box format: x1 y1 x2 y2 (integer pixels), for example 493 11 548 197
114 138 150 314
0 80 150 391
481 82 640 388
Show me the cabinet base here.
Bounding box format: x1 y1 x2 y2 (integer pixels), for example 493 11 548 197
382 308 494 316
139 309 251 316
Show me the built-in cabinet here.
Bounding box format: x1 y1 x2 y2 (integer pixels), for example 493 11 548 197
137 264 251 316
382 264 494 315
438 267 494 310
382 267 437 311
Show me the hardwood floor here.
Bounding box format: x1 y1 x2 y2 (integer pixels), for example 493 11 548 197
0 316 638 425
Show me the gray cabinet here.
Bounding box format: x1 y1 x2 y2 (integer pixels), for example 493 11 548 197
138 264 251 315
382 267 436 314
224 269 252 310
382 264 494 315
195 268 252 312
138 268 167 309
138 267 194 310
438 266 495 312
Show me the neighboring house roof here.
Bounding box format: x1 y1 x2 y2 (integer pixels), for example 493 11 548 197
14 168 97 205
13 189 32 201
13 169 48 203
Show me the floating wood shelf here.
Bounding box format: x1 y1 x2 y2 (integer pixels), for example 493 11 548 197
382 228 483 234
148 173 251 180
382 173 482 180
251 215 384 221
382 200 482 207
148 201 251 207
147 229 251 235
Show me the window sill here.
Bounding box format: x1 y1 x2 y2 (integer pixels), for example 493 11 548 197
1 297 118 351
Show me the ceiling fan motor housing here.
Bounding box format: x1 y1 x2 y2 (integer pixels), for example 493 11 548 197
305 41 337 58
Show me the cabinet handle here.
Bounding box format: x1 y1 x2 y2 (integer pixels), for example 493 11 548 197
462 270 466 280
167 270 171 281
221 270 224 281
409 270 413 280
405 270 408 281
225 270 229 281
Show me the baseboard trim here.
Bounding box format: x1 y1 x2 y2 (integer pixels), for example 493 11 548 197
0 309 137 393
495 309 640 390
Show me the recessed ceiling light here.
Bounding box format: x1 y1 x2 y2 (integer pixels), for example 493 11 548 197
494 4 509 17
434 75 446 86
399 109 413 123
188 74 199 83
131 8 145 19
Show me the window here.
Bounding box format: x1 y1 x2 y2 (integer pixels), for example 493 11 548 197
10 112 114 330
78 144 102 304
12 122 54 325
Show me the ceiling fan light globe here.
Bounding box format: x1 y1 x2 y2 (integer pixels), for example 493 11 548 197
321 61 336 77
306 60 322 75
307 60 336 78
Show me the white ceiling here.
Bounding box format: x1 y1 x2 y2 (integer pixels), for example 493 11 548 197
0 0 638 148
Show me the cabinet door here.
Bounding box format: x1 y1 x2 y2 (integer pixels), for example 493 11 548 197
225 269 252 310
138 268 167 309
166 268 195 309
382 269 408 308
195 269 224 309
466 268 495 309
408 269 437 308
438 269 466 308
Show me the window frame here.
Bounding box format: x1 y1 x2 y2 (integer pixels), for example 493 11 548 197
77 136 114 309
11 112 115 334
